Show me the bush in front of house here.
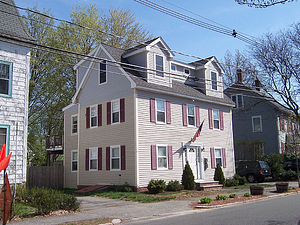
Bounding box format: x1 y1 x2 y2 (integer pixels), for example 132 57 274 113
166 180 184 192
199 197 212 204
214 163 225 185
261 153 284 180
225 178 239 187
147 179 166 194
282 169 298 181
108 182 133 192
215 195 227 200
233 174 247 185
15 185 80 215
182 161 196 190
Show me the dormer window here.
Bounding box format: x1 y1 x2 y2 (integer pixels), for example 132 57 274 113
99 60 107 84
211 72 217 90
231 94 244 108
156 55 164 77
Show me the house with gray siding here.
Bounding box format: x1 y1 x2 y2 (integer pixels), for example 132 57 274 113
63 37 235 190
0 0 35 183
224 69 299 160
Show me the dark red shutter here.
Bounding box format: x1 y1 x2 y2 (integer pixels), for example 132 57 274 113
279 117 282 131
151 145 157 170
210 147 215 168
168 146 173 170
107 102 111 125
150 98 156 122
195 106 200 127
120 98 125 123
86 107 90 129
287 120 289 133
166 101 171 124
182 104 187 126
222 148 226 168
208 109 213 129
121 145 126 170
98 104 102 127
220 111 224 130
98 147 102 170
106 147 110 170
85 149 89 171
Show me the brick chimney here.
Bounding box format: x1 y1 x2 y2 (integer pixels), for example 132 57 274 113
237 69 243 84
255 78 261 91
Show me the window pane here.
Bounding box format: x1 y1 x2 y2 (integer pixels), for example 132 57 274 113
112 147 120 157
0 128 6 146
0 80 8 95
156 55 163 76
157 112 165 123
100 61 106 84
72 151 78 160
72 162 77 171
158 146 166 156
113 112 119 123
156 100 165 111
253 117 261 131
214 120 219 129
91 106 97 117
112 101 119 113
238 95 243 107
91 117 97 127
171 64 176 70
0 64 9 79
90 159 97 170
188 116 195 126
90 149 97 159
158 158 167 168
216 158 222 167
112 159 120 169
188 106 194 116
215 149 221 157
213 110 219 120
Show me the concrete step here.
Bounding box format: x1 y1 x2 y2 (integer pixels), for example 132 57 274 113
196 181 223 191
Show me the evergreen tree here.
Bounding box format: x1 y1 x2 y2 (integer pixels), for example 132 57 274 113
182 161 196 190
214 163 225 185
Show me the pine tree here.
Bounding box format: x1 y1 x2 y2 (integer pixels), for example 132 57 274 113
182 161 196 190
214 163 225 185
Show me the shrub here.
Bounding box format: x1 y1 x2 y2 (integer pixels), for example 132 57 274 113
282 169 297 181
166 180 184 192
199 197 212 204
261 153 284 180
233 174 247 185
244 193 252 197
109 182 133 192
215 195 227 200
147 179 166 194
182 161 196 190
229 193 237 198
225 178 239 187
214 163 225 185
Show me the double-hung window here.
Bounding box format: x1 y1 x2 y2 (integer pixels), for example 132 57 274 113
252 115 262 132
71 150 78 172
156 100 165 123
112 100 120 124
187 105 195 126
215 148 222 167
99 60 106 84
231 94 244 108
0 61 12 97
156 55 164 77
213 110 220 129
211 72 217 90
89 148 98 170
71 115 78 134
90 105 97 127
111 146 120 170
0 126 9 149
157 145 167 169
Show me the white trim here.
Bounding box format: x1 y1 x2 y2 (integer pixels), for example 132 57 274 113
77 103 80 185
62 103 76 112
134 89 139 187
110 145 121 171
214 147 223 168
252 115 263 132
71 150 78 172
71 114 78 135
155 54 164 77
73 45 100 70
156 145 168 170
89 147 98 171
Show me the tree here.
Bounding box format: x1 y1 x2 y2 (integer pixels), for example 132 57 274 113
181 161 196 190
214 163 225 185
25 5 153 165
235 0 295 8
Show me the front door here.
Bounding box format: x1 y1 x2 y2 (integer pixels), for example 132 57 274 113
184 146 204 180
188 147 199 179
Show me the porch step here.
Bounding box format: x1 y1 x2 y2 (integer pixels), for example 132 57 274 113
75 185 108 193
196 181 223 191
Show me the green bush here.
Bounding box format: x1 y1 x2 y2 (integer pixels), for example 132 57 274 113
233 174 247 185
199 197 212 204
166 180 184 192
214 163 225 185
244 193 252 197
282 169 297 181
261 153 284 180
215 195 227 200
15 185 79 215
229 193 237 198
182 161 196 190
147 179 166 194
109 182 133 192
225 178 239 187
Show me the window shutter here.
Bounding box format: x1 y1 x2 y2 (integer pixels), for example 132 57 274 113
98 147 102 170
222 148 226 168
98 104 102 127
121 145 126 170
85 149 89 171
86 107 90 129
287 120 289 133
208 109 213 129
182 104 187 126
151 145 157 170
166 101 171 124
220 111 224 130
120 98 125 123
283 118 285 131
150 98 156 122
210 147 215 168
168 146 173 170
195 106 200 127
106 147 110 170
279 117 282 131
107 102 111 125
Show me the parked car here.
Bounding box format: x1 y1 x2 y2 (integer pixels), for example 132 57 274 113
283 159 300 171
235 160 272 183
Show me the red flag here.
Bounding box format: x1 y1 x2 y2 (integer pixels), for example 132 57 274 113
0 153 12 173
0 144 6 162
0 173 13 225
191 120 204 142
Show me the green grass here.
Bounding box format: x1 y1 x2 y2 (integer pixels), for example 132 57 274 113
12 202 38 218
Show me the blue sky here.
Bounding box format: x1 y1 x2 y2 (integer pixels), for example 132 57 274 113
15 0 300 63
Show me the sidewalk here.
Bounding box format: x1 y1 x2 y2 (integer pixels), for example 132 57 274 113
9 181 299 225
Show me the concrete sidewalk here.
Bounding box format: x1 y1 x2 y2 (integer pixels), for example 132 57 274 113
9 182 299 225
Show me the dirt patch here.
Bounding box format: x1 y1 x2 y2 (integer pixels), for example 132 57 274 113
172 189 230 200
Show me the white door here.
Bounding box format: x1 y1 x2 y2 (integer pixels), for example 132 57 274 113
188 147 199 179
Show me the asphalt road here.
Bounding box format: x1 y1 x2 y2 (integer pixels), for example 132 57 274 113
124 193 300 225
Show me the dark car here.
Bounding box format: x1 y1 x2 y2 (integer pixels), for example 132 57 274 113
283 159 300 171
235 160 272 183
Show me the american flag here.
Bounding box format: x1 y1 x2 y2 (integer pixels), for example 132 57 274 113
191 120 204 142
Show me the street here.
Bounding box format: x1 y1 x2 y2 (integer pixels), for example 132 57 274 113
124 193 300 225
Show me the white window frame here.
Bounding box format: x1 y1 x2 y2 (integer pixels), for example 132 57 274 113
212 109 220 130
0 125 10 154
99 60 107 85
156 99 166 124
71 150 78 172
187 105 195 127
110 145 121 171
111 99 120 124
90 105 97 128
171 64 176 71
157 145 168 170
89 147 98 171
211 71 217 90
0 61 13 97
252 115 263 132
71 115 78 135
231 94 244 108
215 148 222 167
155 55 164 77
